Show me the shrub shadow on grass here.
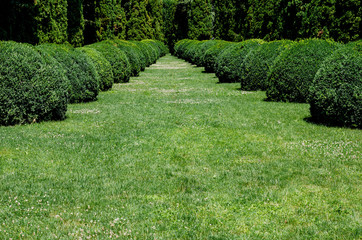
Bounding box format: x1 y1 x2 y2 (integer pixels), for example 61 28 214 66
303 116 360 130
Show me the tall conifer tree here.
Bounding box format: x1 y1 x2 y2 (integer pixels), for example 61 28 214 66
187 0 213 40
126 0 154 40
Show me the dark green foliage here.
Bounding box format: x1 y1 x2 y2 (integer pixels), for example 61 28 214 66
215 39 264 83
78 47 114 91
142 40 162 60
37 44 99 103
174 39 197 58
153 40 169 56
147 0 165 41
137 40 158 65
181 40 202 63
308 43 362 128
67 0 85 47
192 40 220 66
202 40 232 73
83 0 127 44
126 0 154 40
213 0 249 41
186 41 205 64
111 39 142 77
131 41 153 67
241 40 293 91
162 0 187 52
187 0 213 40
88 41 131 83
0 41 69 126
267 39 341 103
0 1 38 44
35 0 69 44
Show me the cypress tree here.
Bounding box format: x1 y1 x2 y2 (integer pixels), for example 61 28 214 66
126 0 154 40
36 0 68 44
147 0 165 41
162 0 178 50
67 0 85 46
187 0 213 40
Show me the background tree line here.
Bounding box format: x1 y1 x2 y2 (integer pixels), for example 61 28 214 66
0 0 164 47
0 0 360 48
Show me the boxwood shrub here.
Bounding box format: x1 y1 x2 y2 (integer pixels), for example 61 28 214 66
123 41 147 71
88 41 131 83
153 40 169 56
193 40 220 67
78 47 114 91
241 40 293 91
267 39 341 103
308 42 361 128
215 39 264 83
0 41 69 126
142 39 167 58
202 40 232 73
36 44 99 103
183 40 201 63
131 41 153 67
174 39 196 59
111 39 142 77
140 40 159 64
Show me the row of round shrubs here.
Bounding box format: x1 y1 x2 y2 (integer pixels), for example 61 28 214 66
174 39 361 128
0 39 168 126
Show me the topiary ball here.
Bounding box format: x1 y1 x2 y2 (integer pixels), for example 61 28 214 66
183 40 202 63
193 40 220 67
174 39 194 58
0 41 69 126
36 44 99 103
78 47 114 91
131 41 153 67
266 39 341 103
140 40 159 64
88 41 131 83
241 40 293 91
215 39 264 83
110 39 142 77
201 40 231 73
308 42 362 128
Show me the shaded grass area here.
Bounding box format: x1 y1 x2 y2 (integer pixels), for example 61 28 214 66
0 55 361 239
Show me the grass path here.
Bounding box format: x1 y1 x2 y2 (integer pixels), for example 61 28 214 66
0 54 361 239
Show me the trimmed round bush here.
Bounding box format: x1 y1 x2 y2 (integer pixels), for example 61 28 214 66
142 39 164 58
267 39 341 103
308 43 362 128
140 40 159 63
0 41 69 126
131 41 153 67
215 39 264 83
183 40 201 63
121 41 147 71
202 40 232 73
78 47 114 91
37 44 99 103
111 39 142 77
88 41 131 83
193 40 220 67
153 40 169 56
174 39 196 59
241 40 293 91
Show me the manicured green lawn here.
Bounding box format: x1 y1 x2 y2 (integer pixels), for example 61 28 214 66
0 54 361 239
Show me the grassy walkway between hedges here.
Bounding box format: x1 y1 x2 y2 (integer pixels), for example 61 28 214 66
0 54 361 239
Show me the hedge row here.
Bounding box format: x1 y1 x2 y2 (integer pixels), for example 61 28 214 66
174 39 361 128
0 39 167 126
